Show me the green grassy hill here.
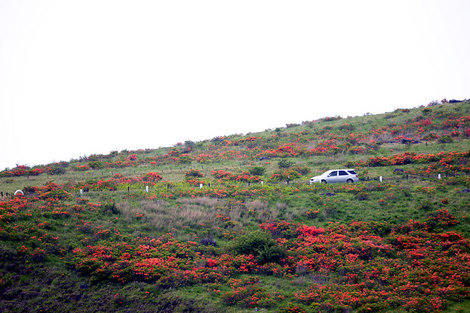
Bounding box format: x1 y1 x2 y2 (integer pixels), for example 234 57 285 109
1 101 469 312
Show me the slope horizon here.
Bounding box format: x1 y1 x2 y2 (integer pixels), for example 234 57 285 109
3 99 457 170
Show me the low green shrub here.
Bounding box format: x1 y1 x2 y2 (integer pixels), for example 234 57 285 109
438 135 454 143
248 166 266 176
278 159 294 169
185 169 204 179
229 230 286 264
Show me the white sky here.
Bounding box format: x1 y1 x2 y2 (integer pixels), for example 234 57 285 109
1 0 469 169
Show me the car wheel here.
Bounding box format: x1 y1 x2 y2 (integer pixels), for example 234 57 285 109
347 179 353 183
321 180 327 184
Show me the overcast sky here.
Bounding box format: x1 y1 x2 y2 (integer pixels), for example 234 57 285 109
1 0 469 169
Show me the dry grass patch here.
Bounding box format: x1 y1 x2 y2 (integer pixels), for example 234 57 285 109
245 200 267 211
177 197 223 208
117 199 223 234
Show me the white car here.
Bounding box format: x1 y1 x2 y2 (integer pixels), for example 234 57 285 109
310 169 359 184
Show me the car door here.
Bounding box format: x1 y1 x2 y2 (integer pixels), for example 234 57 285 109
338 170 349 183
326 170 338 183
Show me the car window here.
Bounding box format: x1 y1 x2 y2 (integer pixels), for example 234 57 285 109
339 171 348 176
328 171 337 177
347 170 357 175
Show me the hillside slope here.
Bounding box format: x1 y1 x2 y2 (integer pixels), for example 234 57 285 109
1 101 469 312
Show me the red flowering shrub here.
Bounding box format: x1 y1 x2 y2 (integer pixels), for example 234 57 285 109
10 165 29 176
211 170 233 180
444 116 470 129
128 154 138 161
426 209 459 230
269 166 309 182
423 132 439 141
322 116 342 122
259 220 301 239
196 153 212 163
73 164 90 172
233 172 262 183
221 277 283 308
348 145 365 154
297 224 325 237
142 172 163 182
356 151 470 174
211 170 261 183
186 179 205 186
310 139 340 155
185 169 204 179
178 153 193 164
256 144 303 158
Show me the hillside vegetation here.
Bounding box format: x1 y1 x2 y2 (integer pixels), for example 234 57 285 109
1 101 469 312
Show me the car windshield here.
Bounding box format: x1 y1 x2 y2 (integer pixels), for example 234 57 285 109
348 170 357 175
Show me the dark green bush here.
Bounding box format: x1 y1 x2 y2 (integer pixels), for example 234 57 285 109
248 166 265 176
417 200 434 211
355 192 370 201
338 123 355 131
230 230 286 264
278 159 294 169
103 200 119 214
422 108 433 115
47 166 66 175
88 161 104 169
184 169 204 179
438 135 453 143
